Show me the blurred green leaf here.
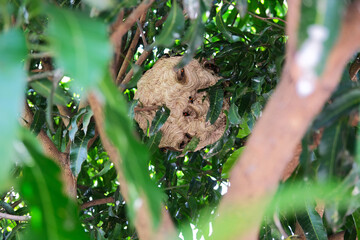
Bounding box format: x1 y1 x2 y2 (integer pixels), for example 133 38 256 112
236 116 251 138
296 201 327 240
206 87 224 124
313 88 360 129
222 147 244 178
0 29 27 191
149 106 170 136
70 122 96 177
100 76 163 228
236 0 248 17
20 129 88 240
47 6 111 91
152 1 184 48
30 79 70 105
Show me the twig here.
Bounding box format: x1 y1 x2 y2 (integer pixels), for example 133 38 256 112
0 212 31 221
27 71 55 82
164 184 190 191
110 0 155 49
121 50 152 87
116 13 147 85
248 12 285 29
137 19 148 47
81 197 115 210
134 105 159 112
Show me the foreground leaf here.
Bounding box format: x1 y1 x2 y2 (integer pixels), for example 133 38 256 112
47 6 111 91
20 129 88 240
0 29 27 190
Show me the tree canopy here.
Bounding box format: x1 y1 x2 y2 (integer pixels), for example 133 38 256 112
1 0 360 239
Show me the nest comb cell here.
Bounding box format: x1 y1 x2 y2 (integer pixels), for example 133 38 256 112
134 56 228 151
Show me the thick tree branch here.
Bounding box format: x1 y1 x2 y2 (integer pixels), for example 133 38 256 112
215 1 360 239
88 93 176 240
0 212 31 221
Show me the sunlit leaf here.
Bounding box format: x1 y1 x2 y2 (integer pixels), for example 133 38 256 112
0 29 27 190
29 79 70 105
20 129 88 240
296 201 327 240
149 106 170 136
70 122 96 176
152 1 184 48
222 147 245 178
47 6 111 91
206 87 224 124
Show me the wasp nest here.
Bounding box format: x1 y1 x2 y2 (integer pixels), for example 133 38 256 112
134 56 228 151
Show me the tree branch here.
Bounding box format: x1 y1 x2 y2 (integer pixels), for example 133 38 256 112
81 197 114 210
0 212 31 221
214 1 360 239
88 93 176 240
110 0 154 49
121 50 152 87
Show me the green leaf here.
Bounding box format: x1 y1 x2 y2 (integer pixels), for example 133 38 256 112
296 201 327 240
29 79 70 105
236 116 251 138
69 108 87 142
182 137 200 155
152 1 184 48
216 10 234 42
70 122 96 177
30 110 46 136
20 129 88 240
313 88 360 129
149 106 170 136
0 29 27 191
93 160 112 178
206 87 224 124
222 147 245 178
47 6 111 91
100 76 163 229
229 102 241 125
318 121 343 178
146 131 163 155
82 106 93 134
177 17 205 69
352 208 360 240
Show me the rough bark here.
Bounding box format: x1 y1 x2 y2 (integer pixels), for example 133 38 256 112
214 1 360 239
